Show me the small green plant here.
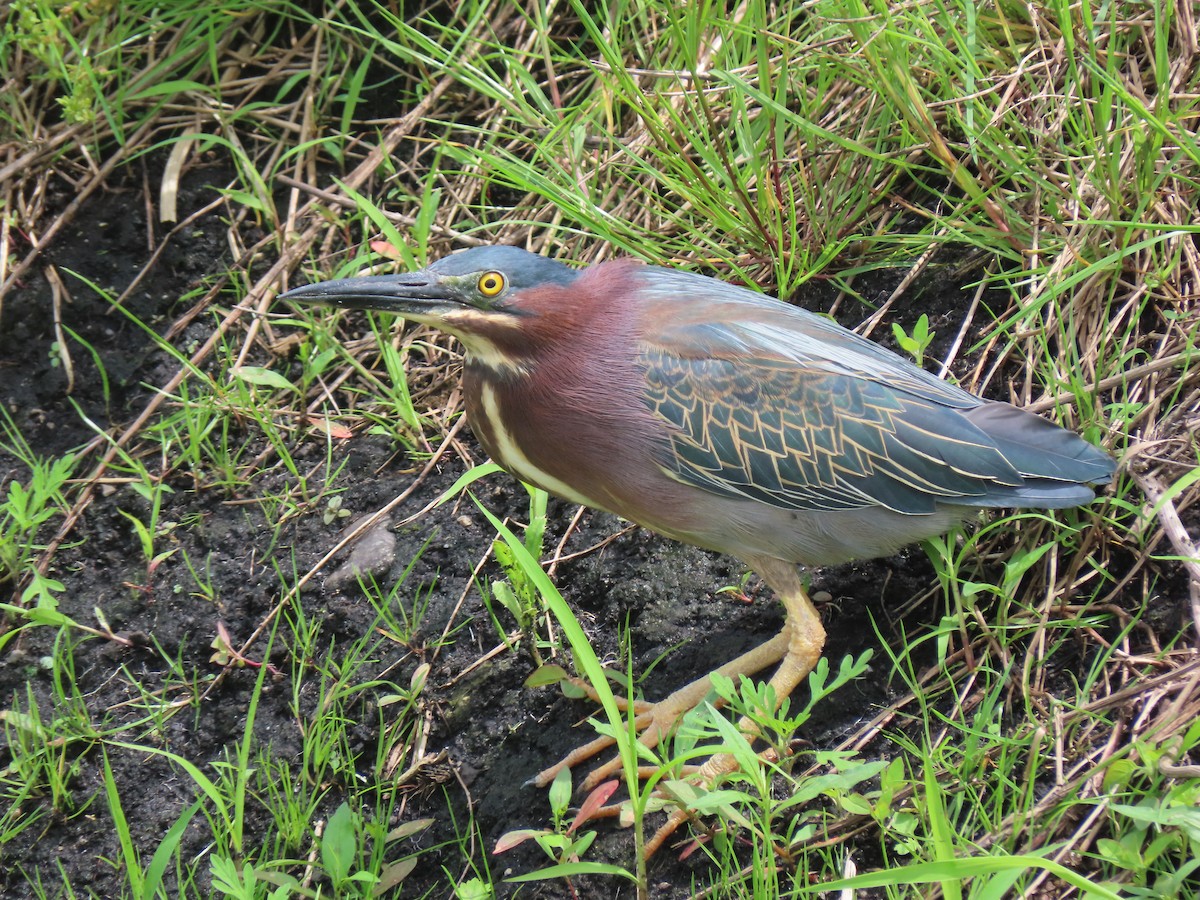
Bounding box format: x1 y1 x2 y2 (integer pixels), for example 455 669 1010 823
494 767 619 868
656 651 885 856
891 313 934 367
100 750 201 900
0 417 76 589
1 681 98 815
452 877 494 900
147 379 252 493
357 545 436 648
1096 783 1200 898
367 329 424 448
210 801 429 899
1093 726 1200 897
484 483 551 659
117 480 178 575
715 569 755 601
177 549 217 603
56 61 106 123
316 802 379 894
322 494 351 525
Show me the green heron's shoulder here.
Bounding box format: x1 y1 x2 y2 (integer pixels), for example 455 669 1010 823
630 266 977 411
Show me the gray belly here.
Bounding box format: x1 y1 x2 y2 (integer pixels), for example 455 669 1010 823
639 496 969 567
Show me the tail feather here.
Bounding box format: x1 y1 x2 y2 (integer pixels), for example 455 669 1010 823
963 403 1115 509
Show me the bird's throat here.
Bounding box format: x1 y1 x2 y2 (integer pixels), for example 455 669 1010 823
469 381 603 509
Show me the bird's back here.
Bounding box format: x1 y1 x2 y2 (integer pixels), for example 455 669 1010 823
627 265 1114 522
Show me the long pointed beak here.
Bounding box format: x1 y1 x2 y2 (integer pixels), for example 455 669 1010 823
280 273 461 317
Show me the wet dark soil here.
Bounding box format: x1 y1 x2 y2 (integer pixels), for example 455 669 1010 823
0 164 1139 899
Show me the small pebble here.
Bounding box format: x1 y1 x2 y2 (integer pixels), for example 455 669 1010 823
326 520 397 590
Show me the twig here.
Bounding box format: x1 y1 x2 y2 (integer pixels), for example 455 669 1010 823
1133 469 1200 646
44 265 74 393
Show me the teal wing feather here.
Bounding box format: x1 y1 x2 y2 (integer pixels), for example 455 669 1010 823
633 268 1030 514
635 268 1112 514
642 348 1024 514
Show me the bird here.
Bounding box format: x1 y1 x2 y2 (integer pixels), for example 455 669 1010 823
282 245 1115 853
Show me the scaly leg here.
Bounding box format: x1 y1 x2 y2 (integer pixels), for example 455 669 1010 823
532 556 828 858
531 628 791 790
645 556 827 855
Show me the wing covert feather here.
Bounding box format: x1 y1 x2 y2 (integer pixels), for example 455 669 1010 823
631 267 1109 514
639 329 1023 515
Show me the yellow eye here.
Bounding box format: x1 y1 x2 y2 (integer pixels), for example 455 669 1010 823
477 271 506 297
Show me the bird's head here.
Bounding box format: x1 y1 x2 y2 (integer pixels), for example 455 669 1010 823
281 246 583 373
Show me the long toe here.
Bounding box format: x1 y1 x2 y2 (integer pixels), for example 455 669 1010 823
533 629 793 793
532 690 711 792
531 730 619 788
644 742 780 857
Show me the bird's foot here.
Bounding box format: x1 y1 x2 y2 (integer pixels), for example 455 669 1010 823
527 601 822 857
644 747 779 857
531 684 792 857
529 673 712 794
531 629 793 794
528 668 794 858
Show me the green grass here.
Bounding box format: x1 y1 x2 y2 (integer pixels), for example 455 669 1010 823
1 0 1197 898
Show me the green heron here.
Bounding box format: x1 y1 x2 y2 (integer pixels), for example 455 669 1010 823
283 246 1114 851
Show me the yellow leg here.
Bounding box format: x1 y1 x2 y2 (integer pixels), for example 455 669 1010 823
531 555 828 858
646 556 827 855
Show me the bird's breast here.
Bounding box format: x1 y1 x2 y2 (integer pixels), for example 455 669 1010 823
461 349 687 521
467 378 607 508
